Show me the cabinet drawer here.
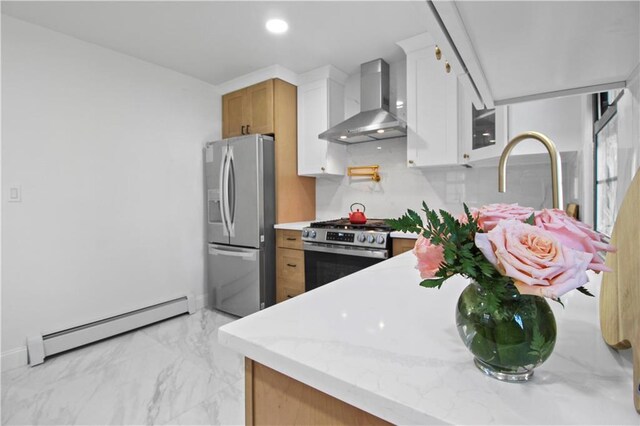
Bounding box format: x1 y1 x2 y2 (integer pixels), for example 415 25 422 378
276 282 304 303
277 248 304 282
277 230 304 250
392 238 417 257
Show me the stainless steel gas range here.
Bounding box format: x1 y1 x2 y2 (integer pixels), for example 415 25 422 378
301 219 392 292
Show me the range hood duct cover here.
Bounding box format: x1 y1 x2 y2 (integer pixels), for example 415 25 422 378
318 59 407 144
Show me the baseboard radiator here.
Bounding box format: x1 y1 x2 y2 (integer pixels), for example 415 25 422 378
27 295 195 366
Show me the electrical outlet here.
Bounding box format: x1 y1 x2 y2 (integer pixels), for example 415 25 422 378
8 185 21 202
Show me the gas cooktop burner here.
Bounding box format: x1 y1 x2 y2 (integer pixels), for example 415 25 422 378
309 218 392 232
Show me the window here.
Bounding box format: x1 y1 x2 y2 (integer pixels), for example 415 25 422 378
593 90 623 235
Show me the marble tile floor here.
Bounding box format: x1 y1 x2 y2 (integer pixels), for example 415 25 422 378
1 309 245 425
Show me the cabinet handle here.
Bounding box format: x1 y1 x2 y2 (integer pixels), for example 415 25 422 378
286 263 297 268
246 124 251 134
445 61 451 73
241 125 246 135
286 237 297 241
287 294 294 299
463 153 470 160
435 45 442 61
408 160 414 165
321 167 325 172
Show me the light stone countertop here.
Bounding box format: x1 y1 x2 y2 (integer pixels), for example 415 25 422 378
390 230 419 239
273 221 313 231
218 252 637 425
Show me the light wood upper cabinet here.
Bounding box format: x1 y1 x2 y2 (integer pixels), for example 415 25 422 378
222 89 247 138
426 1 639 107
297 77 346 176
222 80 274 138
246 80 274 135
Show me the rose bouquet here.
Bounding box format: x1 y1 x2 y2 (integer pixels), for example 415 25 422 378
387 203 615 380
388 202 615 302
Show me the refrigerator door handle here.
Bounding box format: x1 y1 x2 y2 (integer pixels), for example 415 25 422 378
220 147 230 236
208 246 257 261
229 153 236 228
224 147 235 237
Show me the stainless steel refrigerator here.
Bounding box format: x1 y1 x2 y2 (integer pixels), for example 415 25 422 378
205 134 275 317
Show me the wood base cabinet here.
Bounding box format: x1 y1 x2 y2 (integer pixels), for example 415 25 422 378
245 359 390 425
392 237 416 257
276 229 305 303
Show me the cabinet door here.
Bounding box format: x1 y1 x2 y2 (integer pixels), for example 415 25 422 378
246 80 274 135
297 79 346 176
223 89 247 138
298 80 328 175
406 48 458 168
458 81 508 164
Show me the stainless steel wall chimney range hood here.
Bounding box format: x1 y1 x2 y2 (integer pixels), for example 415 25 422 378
318 59 407 144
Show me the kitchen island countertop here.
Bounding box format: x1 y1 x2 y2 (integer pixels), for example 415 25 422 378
218 252 636 424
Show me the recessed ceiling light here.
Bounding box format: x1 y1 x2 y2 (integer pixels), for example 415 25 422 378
266 19 288 34
377 129 385 133
340 135 347 139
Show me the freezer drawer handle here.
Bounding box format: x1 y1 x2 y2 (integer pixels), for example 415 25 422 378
209 247 256 261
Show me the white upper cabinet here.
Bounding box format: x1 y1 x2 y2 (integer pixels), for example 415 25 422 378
427 1 639 107
458 84 508 165
297 66 347 177
398 33 459 168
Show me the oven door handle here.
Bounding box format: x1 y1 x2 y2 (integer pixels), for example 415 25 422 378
303 242 388 260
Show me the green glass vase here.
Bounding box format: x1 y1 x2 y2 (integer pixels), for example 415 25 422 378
456 281 557 382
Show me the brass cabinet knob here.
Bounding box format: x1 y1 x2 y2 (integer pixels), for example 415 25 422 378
463 153 470 160
408 160 414 165
445 61 451 73
435 45 442 61
321 167 325 172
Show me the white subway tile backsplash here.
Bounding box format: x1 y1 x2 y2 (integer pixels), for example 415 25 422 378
316 139 578 219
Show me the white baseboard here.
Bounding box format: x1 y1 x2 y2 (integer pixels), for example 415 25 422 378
1 293 208 372
1 346 28 372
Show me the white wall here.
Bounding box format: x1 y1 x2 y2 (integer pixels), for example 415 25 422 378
1 16 221 367
316 61 579 220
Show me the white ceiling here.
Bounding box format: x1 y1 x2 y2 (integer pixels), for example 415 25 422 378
455 1 640 102
1 1 431 86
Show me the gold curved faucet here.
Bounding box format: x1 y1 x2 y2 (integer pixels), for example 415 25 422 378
498 131 563 209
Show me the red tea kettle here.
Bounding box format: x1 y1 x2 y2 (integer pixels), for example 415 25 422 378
349 203 367 224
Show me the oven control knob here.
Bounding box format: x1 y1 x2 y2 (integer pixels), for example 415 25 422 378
302 230 309 238
367 235 375 244
310 230 317 238
358 233 366 243
377 235 386 244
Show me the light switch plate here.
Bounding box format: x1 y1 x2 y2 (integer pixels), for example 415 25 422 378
8 185 21 202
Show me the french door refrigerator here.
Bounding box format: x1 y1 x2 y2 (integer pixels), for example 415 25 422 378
205 134 275 317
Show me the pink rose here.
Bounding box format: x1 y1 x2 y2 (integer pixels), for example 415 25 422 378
413 234 445 279
476 203 535 231
534 209 616 272
456 208 479 225
475 220 592 300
